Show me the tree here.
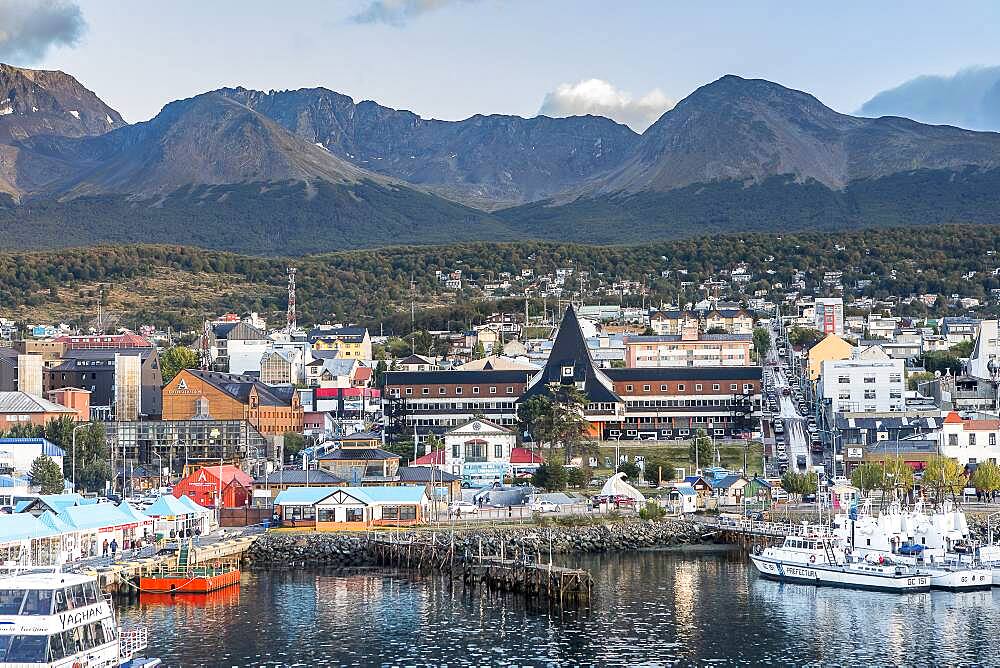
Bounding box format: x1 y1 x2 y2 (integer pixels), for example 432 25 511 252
517 395 553 444
924 456 966 502
61 422 111 493
907 371 935 392
373 359 388 387
922 351 963 375
532 462 567 491
566 465 590 488
788 327 824 348
283 432 306 462
752 327 772 361
971 461 1000 496
639 500 667 520
689 428 713 469
781 471 819 503
878 457 914 503
472 341 486 360
30 455 64 494
851 462 883 497
546 384 594 464
951 339 974 357
643 458 673 485
160 346 200 382
617 460 641 481
489 340 502 357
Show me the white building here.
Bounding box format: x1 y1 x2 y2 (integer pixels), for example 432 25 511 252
819 358 905 414
411 419 520 485
814 298 844 336
969 320 1000 381
938 411 1000 466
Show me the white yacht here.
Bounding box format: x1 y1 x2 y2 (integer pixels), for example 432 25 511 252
0 570 160 668
833 501 992 591
750 534 931 592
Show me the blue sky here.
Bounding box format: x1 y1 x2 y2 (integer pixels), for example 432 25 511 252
8 0 1000 130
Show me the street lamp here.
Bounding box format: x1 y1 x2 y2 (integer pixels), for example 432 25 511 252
71 422 91 493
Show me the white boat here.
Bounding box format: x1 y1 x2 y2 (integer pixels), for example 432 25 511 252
750 535 931 592
833 501 992 591
0 569 160 667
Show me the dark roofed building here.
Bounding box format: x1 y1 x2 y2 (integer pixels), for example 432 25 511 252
252 468 347 505
43 347 162 419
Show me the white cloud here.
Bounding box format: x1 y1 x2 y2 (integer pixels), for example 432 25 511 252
349 0 479 26
538 79 674 132
0 0 85 64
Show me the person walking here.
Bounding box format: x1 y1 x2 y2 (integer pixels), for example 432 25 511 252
102 539 109 558
109 538 118 560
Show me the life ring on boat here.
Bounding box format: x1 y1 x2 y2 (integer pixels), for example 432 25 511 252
752 544 763 555
809 555 816 564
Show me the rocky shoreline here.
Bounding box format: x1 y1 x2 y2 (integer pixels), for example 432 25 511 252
243 518 711 568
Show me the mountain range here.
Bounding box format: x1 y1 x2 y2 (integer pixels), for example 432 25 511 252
3 64 1000 254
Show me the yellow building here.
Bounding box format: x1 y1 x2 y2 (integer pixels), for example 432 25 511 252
307 326 372 360
807 334 856 380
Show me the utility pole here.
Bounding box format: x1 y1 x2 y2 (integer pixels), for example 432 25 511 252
286 267 297 332
410 275 416 354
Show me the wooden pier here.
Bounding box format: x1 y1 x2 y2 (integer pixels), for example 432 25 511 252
78 535 257 599
701 517 834 552
369 533 592 605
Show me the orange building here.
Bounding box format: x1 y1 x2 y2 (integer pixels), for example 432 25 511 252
173 464 254 508
47 387 91 421
162 370 304 437
0 391 77 427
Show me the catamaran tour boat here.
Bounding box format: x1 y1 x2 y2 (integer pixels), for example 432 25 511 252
750 534 931 592
832 501 992 591
0 569 160 667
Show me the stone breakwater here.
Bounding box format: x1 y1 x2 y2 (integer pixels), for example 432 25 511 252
243 519 710 568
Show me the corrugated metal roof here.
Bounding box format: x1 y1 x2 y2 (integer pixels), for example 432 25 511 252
0 392 75 414
273 487 340 505
0 514 56 543
60 503 144 531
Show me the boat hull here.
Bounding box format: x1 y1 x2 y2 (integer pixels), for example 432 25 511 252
750 555 931 593
138 568 241 594
927 568 993 591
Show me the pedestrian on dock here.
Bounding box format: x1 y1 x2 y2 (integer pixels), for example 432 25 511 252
102 539 109 558
110 538 118 560
194 528 202 545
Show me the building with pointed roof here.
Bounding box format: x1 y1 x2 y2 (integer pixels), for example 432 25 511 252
519 305 622 438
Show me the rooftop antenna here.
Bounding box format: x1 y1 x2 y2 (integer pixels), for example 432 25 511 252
200 320 212 370
286 267 297 333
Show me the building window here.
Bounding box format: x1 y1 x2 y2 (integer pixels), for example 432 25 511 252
506 387 514 394
838 391 850 400
660 384 668 391
713 384 720 391
473 387 480 395
677 384 685 391
838 376 850 384
730 384 738 391
562 366 574 377
695 384 703 391
626 385 634 392
456 387 463 395
422 388 429 395
643 385 650 392
495 444 503 458
949 434 959 446
453 443 461 459
969 434 977 446
864 389 876 400
490 387 496 394
405 388 413 396
991 433 996 446
346 508 364 522
864 377 876 384
889 374 902 383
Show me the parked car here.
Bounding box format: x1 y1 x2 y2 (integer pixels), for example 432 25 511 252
530 500 560 513
448 501 478 515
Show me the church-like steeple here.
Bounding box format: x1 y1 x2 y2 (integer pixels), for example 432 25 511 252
520 305 621 404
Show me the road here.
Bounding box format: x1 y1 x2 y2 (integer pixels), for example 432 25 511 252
767 325 813 474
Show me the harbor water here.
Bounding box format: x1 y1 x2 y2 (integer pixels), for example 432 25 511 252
118 547 1000 666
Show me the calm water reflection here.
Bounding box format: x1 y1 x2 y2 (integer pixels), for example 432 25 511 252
119 548 1000 666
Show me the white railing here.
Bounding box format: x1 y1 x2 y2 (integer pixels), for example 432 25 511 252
119 626 149 659
711 516 834 538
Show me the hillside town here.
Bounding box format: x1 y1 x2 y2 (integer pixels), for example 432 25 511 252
3 272 1000 565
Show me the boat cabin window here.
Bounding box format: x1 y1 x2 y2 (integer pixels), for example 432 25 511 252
0 634 48 662
48 621 109 662
0 589 55 615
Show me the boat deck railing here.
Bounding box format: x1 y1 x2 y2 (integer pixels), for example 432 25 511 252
708 516 835 538
119 626 149 659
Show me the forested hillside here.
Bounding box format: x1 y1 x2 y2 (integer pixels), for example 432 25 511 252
3 225 1000 333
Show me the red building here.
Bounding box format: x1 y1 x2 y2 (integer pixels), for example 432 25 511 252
53 333 153 350
173 464 254 509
